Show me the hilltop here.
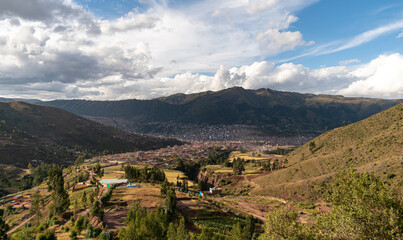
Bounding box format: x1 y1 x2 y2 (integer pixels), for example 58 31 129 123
251 103 403 200
42 87 402 137
0 101 182 167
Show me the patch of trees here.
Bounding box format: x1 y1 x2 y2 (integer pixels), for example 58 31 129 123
89 201 104 220
0 215 9 240
164 187 176 216
76 170 90 183
118 202 173 239
30 190 44 225
19 163 53 191
73 149 95 166
259 169 403 239
176 177 189 192
232 157 245 175
124 165 166 183
94 163 104 178
254 159 284 172
200 149 233 165
176 159 201 182
119 181 182 239
0 169 10 190
100 188 113 206
35 229 56 240
263 148 293 155
47 165 70 216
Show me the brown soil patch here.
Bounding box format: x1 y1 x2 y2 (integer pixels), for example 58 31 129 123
103 207 129 232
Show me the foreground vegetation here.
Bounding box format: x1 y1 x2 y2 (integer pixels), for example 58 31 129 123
260 169 402 240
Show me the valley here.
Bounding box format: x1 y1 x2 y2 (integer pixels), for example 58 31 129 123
42 87 402 139
1 0 403 238
0 100 401 240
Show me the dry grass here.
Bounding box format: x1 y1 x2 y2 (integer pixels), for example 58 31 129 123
164 169 195 186
251 103 403 200
110 184 164 209
230 151 273 161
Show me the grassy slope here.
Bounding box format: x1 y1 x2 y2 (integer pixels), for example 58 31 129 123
0 101 182 167
251 103 403 200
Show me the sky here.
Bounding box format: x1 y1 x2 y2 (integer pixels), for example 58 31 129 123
0 0 402 100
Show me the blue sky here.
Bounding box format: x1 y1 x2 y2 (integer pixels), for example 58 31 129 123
75 0 403 68
0 0 402 100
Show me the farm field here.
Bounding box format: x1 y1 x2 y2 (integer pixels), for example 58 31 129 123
175 191 248 234
230 151 276 161
165 169 195 186
109 184 164 209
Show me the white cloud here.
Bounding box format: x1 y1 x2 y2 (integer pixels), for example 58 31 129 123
247 0 279 13
281 19 403 63
0 0 316 96
339 54 403 98
0 0 401 100
256 29 314 53
339 59 360 65
100 12 159 34
331 20 403 53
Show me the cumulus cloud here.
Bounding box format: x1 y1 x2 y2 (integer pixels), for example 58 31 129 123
339 54 403 98
144 53 403 99
0 0 71 21
257 29 314 53
253 12 313 54
0 0 401 100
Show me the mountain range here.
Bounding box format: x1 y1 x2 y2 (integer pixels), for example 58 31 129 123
41 87 402 136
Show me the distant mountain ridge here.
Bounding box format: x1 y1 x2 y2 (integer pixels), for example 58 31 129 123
0 101 182 167
0 97 42 104
41 87 402 136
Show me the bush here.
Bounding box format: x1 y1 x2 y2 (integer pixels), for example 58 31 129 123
100 189 113 205
90 201 104 219
69 230 78 240
98 230 113 240
36 229 56 240
75 216 88 232
84 225 102 239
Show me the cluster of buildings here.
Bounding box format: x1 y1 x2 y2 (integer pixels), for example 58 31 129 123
146 123 312 146
88 144 218 168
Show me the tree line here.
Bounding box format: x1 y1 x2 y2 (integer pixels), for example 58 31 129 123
124 165 166 183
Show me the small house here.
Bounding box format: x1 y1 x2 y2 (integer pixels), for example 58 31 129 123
209 187 222 195
99 179 129 188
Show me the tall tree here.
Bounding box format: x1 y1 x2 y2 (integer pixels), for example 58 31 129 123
0 216 9 240
48 165 70 216
94 163 104 178
164 188 176 216
81 191 87 207
233 157 245 175
30 190 44 225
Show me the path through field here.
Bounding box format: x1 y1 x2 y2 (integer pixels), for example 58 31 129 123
6 215 34 235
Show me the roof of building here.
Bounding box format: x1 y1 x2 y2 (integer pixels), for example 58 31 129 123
99 179 128 185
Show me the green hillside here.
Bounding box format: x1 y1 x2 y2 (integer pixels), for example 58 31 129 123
0 101 182 167
251 103 403 200
42 87 402 136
